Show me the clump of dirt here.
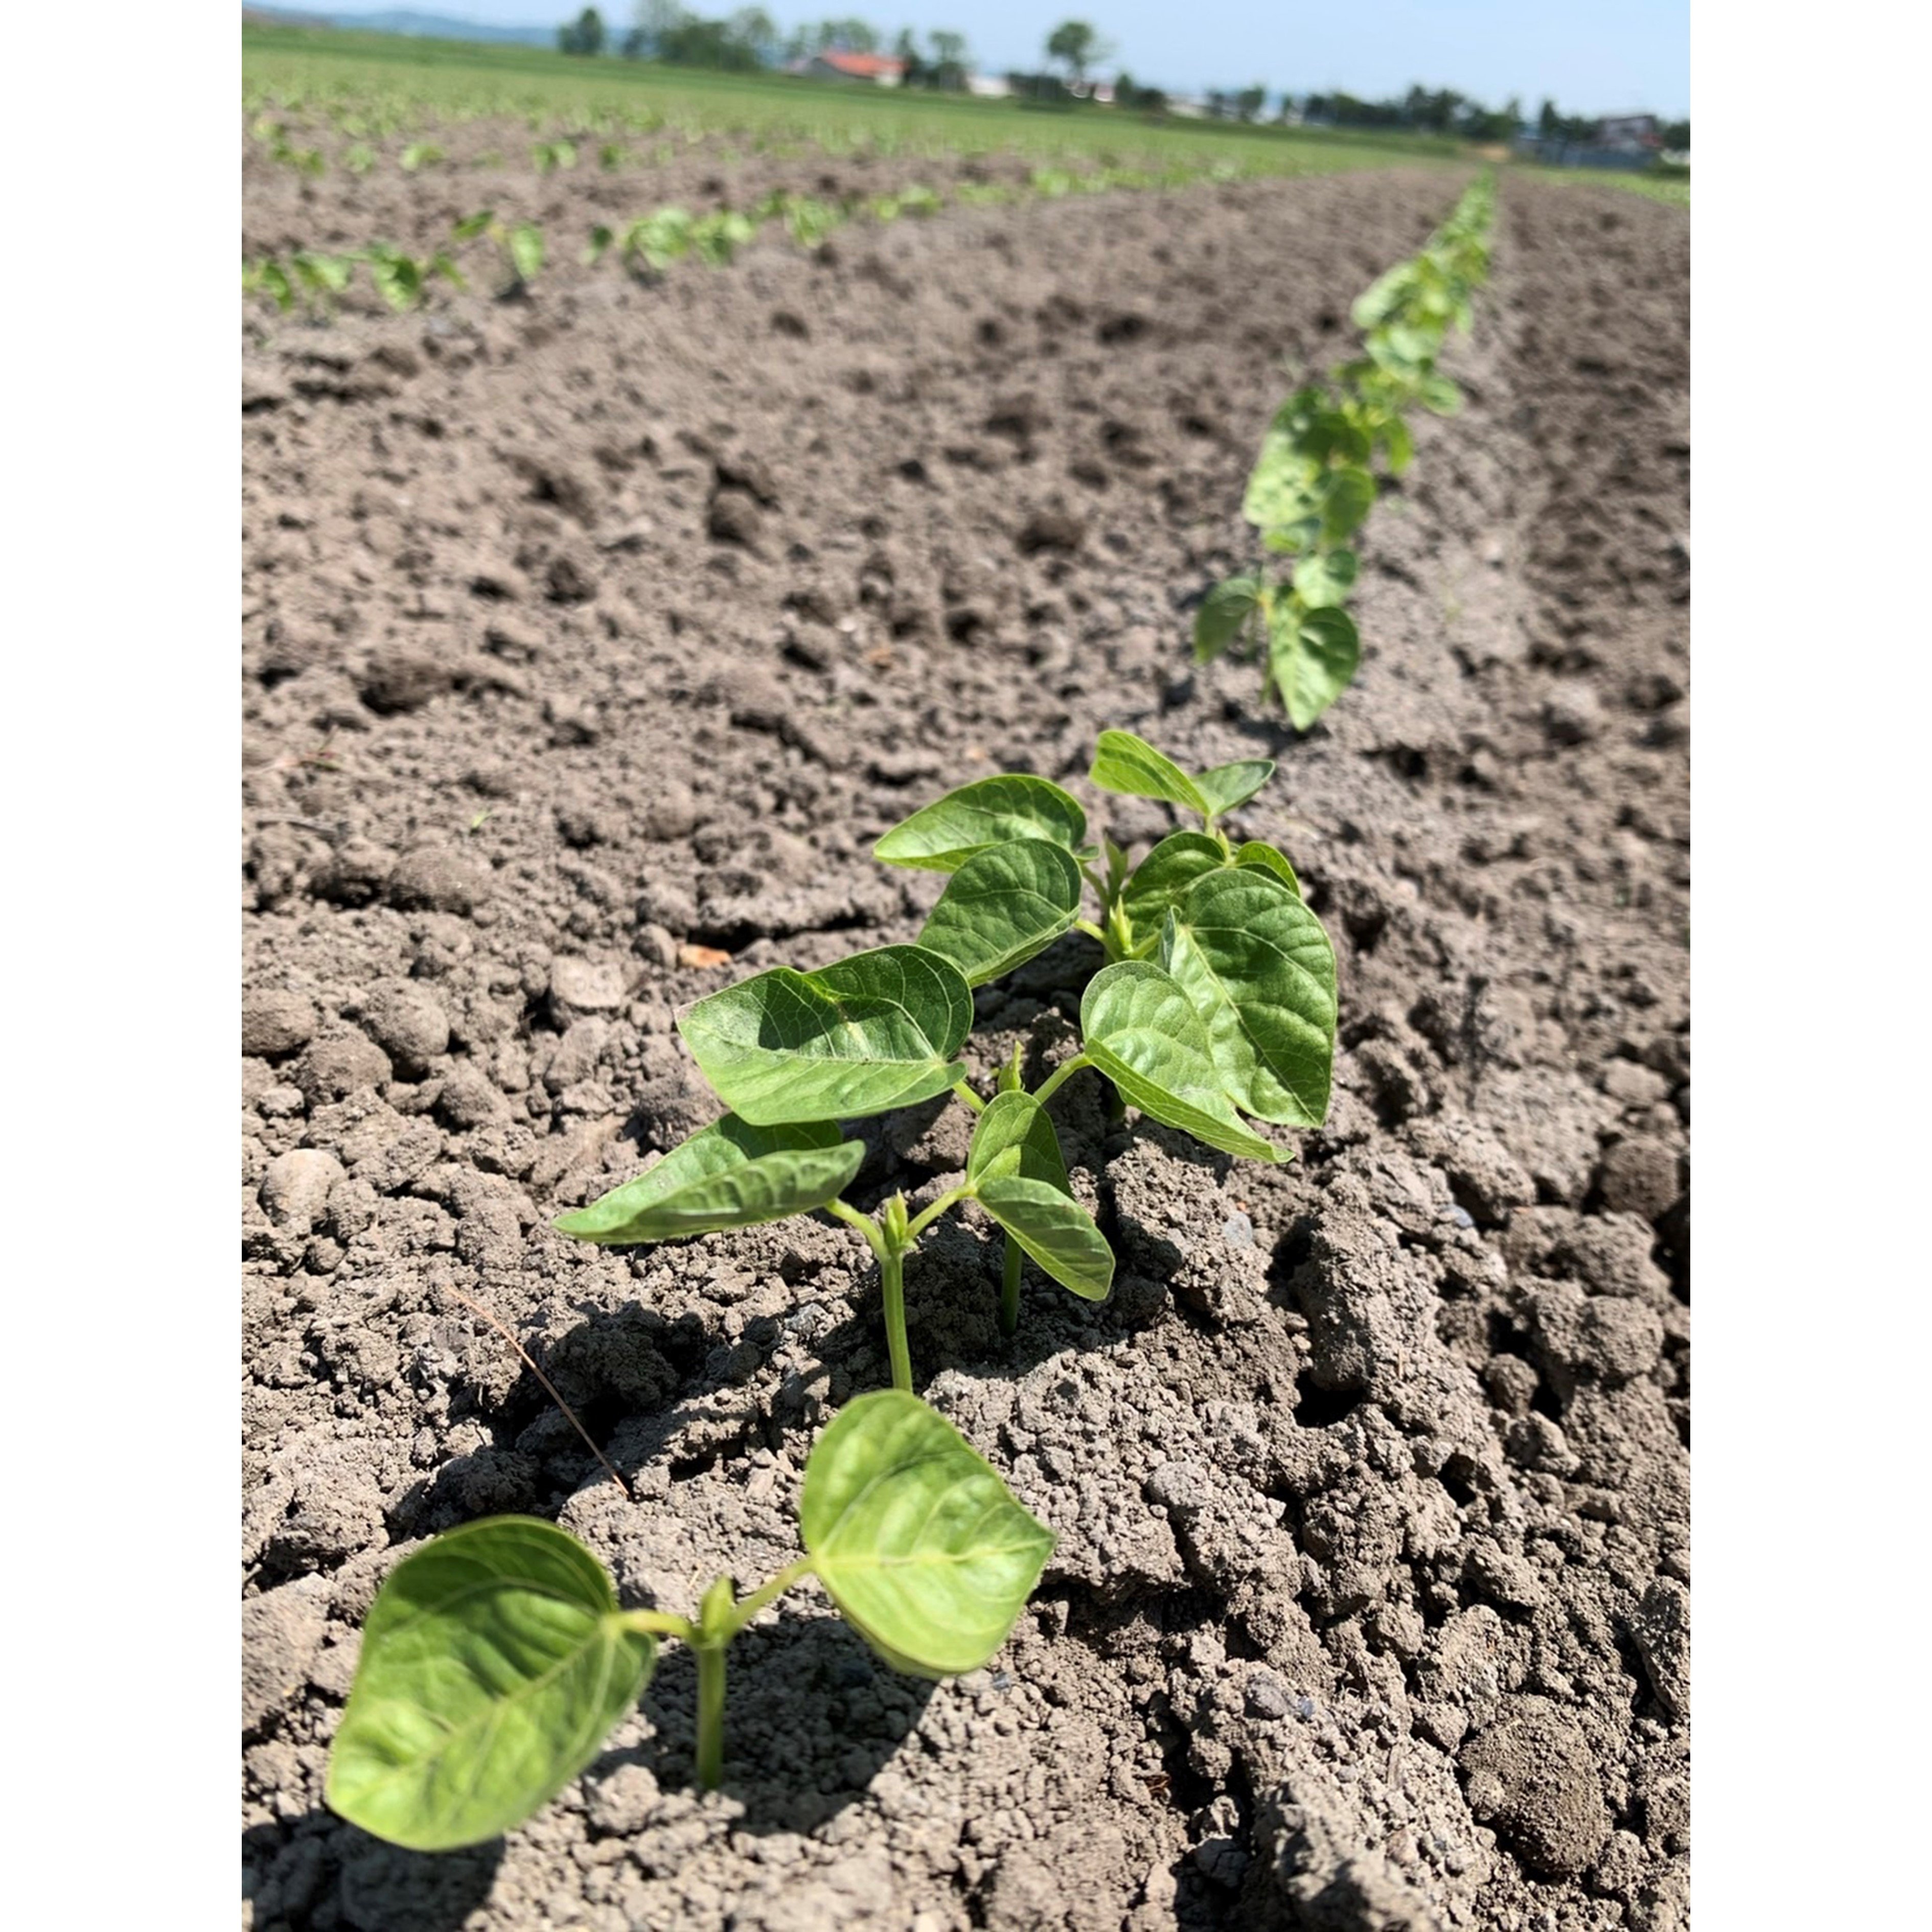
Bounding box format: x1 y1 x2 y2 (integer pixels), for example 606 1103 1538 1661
243 156 1687 1932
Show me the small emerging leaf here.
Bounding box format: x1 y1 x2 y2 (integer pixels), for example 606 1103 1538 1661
509 223 544 283
326 1519 653 1852
1088 730 1209 817
1193 577 1261 664
918 842 1082 987
1320 467 1377 545
679 945 972 1124
1234 840 1301 897
874 774 1087 873
801 1391 1055 1677
553 1115 863 1245
1194 759 1275 819
1159 869 1337 1127
1080 961 1282 1162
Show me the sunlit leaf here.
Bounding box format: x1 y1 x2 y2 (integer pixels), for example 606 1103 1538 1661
326 1519 652 1852
801 1392 1054 1677
679 946 972 1123
553 1116 863 1245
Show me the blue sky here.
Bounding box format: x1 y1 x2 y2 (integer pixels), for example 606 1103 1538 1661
376 2 1688 116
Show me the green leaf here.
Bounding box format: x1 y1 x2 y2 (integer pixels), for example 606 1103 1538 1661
1088 730 1209 817
1234 840 1301 897
1194 759 1275 818
1382 413 1415 476
976 1178 1113 1301
968 1090 1071 1192
553 1116 863 1245
1079 961 1282 1162
1241 431 1323 534
452 209 495 241
1159 869 1336 1126
917 842 1082 987
1320 467 1377 545
1193 577 1261 664
1417 373 1463 415
1119 831 1229 941
1269 604 1361 731
801 1391 1055 1678
509 223 544 282
679 945 972 1124
1291 548 1358 610
326 1519 653 1852
873 774 1087 873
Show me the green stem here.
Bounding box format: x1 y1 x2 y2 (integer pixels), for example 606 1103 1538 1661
952 1078 986 1114
1000 1233 1022 1338
1074 918 1109 947
826 1196 889 1261
1031 1052 1091 1109
905 1185 971 1243
719 1557 815 1638
693 1640 727 1790
619 1608 697 1642
880 1245 912 1392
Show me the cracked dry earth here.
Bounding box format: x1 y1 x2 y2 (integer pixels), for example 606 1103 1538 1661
242 162 1689 1932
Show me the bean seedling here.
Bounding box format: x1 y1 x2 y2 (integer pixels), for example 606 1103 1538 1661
326 1390 1052 1840
1195 176 1496 728
556 730 1337 1365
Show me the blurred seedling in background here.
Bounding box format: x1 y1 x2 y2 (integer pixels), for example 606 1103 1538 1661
1195 175 1496 727
452 209 546 295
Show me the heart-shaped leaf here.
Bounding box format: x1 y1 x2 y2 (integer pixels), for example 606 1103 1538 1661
679 946 972 1124
873 775 1087 873
917 842 1082 987
968 1090 1072 1192
1269 604 1361 731
1159 869 1337 1126
1319 467 1377 545
1241 432 1323 535
1079 961 1282 1162
1193 577 1261 664
1088 730 1209 816
976 1177 1113 1301
801 1391 1055 1678
326 1519 653 1852
1291 548 1358 610
1234 840 1301 897
553 1116 863 1245
1119 831 1228 942
1194 759 1275 818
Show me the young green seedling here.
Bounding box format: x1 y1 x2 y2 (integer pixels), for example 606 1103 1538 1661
325 1390 1052 1843
1195 175 1497 729
556 730 1336 1361
362 241 466 313
452 210 545 295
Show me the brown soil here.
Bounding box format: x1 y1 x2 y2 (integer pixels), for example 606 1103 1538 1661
242 157 1689 1932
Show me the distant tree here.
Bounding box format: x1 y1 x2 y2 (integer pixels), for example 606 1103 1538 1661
1234 83 1266 122
728 7 777 64
893 28 927 85
1659 118 1689 150
559 5 606 54
1537 98 1559 137
1045 20 1108 86
926 28 969 88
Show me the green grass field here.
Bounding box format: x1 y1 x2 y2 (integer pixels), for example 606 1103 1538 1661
242 24 1463 176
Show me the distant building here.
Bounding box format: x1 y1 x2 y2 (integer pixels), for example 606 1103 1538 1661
796 51 905 86
965 73 1011 98
1596 112 1661 153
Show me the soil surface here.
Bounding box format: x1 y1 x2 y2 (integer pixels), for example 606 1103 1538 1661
242 155 1689 1932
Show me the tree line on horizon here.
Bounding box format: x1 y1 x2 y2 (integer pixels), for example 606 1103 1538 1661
552 7 1687 146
